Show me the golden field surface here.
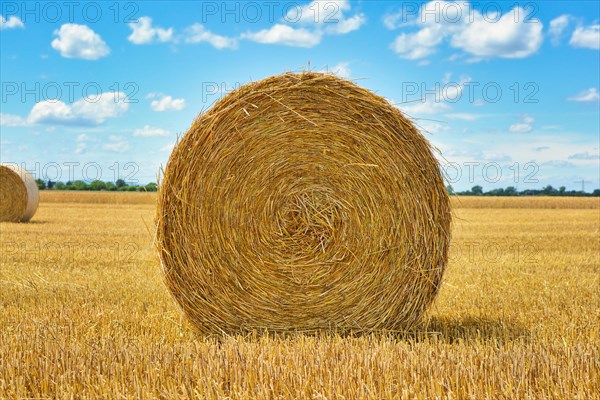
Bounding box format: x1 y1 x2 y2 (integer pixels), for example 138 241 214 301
38 190 600 208
1 192 598 399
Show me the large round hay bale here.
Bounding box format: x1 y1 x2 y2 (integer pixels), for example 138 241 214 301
156 72 451 334
0 164 39 222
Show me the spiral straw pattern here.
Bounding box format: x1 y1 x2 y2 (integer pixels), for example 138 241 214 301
156 72 451 334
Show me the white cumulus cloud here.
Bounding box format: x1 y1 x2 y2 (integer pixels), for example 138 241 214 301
329 62 351 78
51 24 110 60
128 17 237 50
568 88 600 102
242 24 322 47
243 0 365 47
70 92 129 123
383 12 403 30
0 113 28 127
387 2 543 62
184 23 238 49
150 95 186 112
569 24 600 50
549 14 573 45
28 101 74 125
329 13 366 34
391 24 446 60
509 114 534 133
128 16 173 44
26 92 128 126
0 15 24 29
451 7 543 59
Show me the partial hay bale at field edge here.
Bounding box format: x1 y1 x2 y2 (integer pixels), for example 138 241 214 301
155 72 452 334
0 164 39 222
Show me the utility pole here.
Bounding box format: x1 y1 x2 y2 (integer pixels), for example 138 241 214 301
574 179 592 192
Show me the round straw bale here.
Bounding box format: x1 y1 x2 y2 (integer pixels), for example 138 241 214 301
156 72 451 334
0 163 39 222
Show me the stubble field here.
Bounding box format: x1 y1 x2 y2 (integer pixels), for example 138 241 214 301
1 193 598 399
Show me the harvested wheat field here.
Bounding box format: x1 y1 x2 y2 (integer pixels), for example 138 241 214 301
1 192 598 399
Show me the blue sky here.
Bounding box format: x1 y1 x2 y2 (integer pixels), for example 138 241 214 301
1 0 599 191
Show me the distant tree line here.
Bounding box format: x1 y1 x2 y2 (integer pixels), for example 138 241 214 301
35 179 157 192
35 179 599 196
447 185 600 197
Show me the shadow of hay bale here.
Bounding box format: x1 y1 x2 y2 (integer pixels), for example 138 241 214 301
414 316 530 344
185 317 530 345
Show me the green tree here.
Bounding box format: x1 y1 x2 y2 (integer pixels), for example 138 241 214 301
35 179 46 190
144 182 158 192
446 184 455 195
89 180 106 191
116 179 126 188
71 180 88 190
487 188 505 196
54 181 66 190
471 185 483 195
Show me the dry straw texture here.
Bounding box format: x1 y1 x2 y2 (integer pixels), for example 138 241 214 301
0 164 39 222
156 72 451 334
